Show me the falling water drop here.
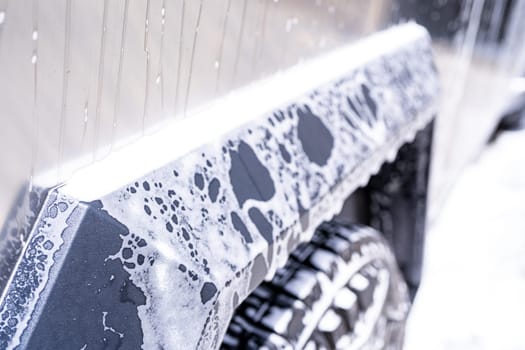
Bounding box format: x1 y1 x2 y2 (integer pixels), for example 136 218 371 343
57 0 72 179
280 14 294 66
250 0 265 77
183 0 204 117
32 30 38 40
144 0 151 48
84 104 89 123
142 0 151 133
214 0 232 95
30 0 40 192
285 18 293 33
174 0 186 116
214 60 219 69
157 0 167 112
28 175 34 193
231 0 248 88
0 9 6 54
93 0 109 159
111 0 129 148
84 101 89 128
81 102 89 147
251 0 269 78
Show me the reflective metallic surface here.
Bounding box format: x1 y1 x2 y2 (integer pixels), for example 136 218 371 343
0 0 396 226
0 0 525 296
0 25 438 348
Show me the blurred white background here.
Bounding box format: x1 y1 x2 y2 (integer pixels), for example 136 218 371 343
406 128 525 350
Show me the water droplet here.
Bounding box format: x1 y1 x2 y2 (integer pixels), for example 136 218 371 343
214 60 220 69
161 7 165 16
32 30 38 41
31 54 38 64
285 19 293 33
0 11 5 25
155 74 161 84
83 104 88 122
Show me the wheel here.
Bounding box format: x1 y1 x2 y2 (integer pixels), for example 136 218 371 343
221 221 410 350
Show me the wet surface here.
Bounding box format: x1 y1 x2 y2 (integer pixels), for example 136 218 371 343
0 27 438 350
23 203 146 350
297 105 334 166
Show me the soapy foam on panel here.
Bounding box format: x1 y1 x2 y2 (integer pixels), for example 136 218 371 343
0 192 78 350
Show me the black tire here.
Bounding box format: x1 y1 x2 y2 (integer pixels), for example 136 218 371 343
221 221 410 350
